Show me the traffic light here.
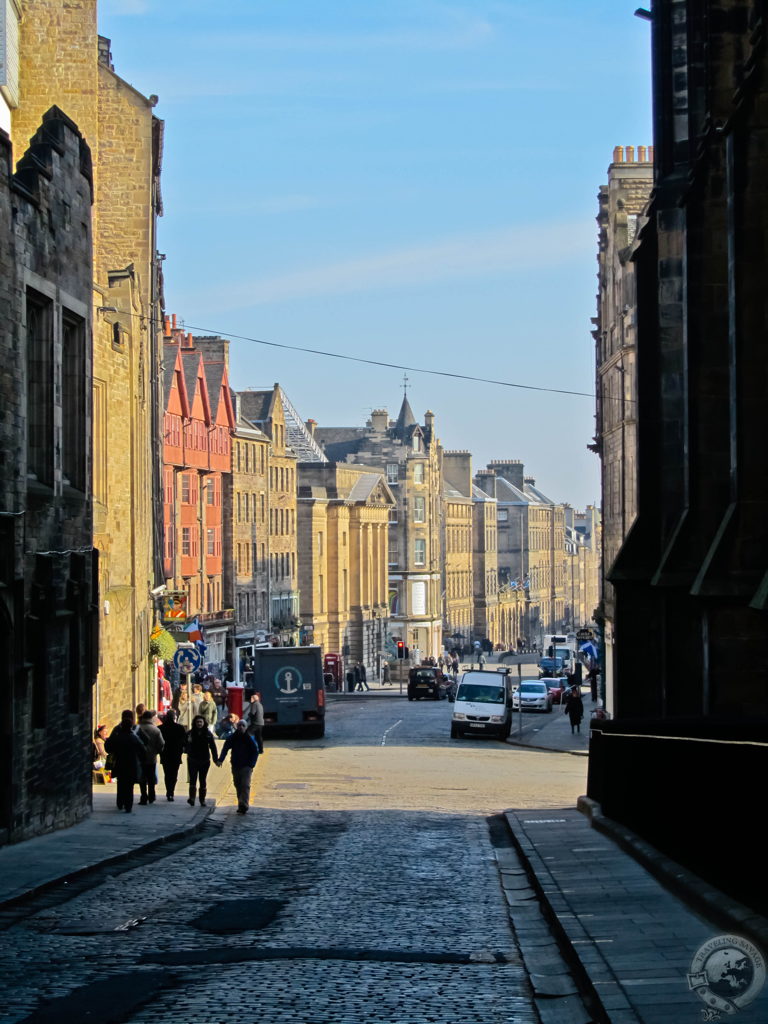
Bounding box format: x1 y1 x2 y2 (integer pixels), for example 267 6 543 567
396 640 404 659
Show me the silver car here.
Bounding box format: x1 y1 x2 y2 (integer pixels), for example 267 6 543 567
512 679 553 713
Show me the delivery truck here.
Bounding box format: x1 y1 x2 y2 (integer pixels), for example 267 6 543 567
245 646 326 738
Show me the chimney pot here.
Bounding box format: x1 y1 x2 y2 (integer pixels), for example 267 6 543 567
613 146 624 163
626 145 635 162
172 313 177 331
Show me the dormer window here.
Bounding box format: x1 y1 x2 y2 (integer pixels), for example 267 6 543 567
412 434 421 452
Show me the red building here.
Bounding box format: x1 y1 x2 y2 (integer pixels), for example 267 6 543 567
162 318 236 671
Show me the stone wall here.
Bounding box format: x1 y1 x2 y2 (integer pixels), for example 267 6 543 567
0 109 97 842
13 4 162 726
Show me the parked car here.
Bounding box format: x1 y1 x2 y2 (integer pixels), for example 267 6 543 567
512 680 553 713
407 666 447 701
544 677 569 704
538 657 565 678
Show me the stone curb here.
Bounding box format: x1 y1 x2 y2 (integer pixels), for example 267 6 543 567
505 739 589 757
502 809 624 1024
577 795 768 953
326 691 409 700
0 801 216 913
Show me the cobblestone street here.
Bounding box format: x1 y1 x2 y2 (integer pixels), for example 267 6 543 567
1 698 587 1024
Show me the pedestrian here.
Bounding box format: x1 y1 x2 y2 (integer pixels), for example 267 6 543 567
92 724 109 769
198 689 218 729
242 691 264 753
159 709 187 801
190 680 204 715
185 714 219 806
135 702 146 723
104 710 146 813
357 661 370 691
217 719 259 814
215 712 239 740
353 663 362 691
172 679 188 711
382 662 391 686
451 657 459 677
209 676 225 711
478 652 487 671
589 665 599 703
137 710 165 804
563 687 584 734
176 688 195 730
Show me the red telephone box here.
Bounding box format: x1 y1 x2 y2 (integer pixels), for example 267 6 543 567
323 653 342 687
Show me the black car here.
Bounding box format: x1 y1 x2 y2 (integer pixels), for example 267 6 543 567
407 667 447 700
538 657 565 678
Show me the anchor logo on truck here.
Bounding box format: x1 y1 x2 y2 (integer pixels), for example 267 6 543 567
275 666 304 695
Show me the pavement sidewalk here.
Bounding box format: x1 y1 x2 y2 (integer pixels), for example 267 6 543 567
504 805 768 1023
0 753 237 909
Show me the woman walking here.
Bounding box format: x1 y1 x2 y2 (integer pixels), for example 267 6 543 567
198 689 218 729
176 689 195 731
563 686 584 734
186 714 218 807
104 710 146 813
137 710 165 804
159 709 187 801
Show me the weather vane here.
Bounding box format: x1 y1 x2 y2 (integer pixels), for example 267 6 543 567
402 373 409 396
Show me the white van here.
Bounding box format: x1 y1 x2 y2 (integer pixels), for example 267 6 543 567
450 670 514 740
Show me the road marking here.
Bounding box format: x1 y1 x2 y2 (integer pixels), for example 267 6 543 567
381 719 403 746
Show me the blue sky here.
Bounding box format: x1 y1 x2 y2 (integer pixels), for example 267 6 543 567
101 0 652 509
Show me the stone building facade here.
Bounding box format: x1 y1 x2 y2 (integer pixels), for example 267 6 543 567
593 145 653 708
161 327 235 672
471 475 499 646
237 387 300 644
563 506 601 632
231 400 270 646
316 399 443 661
0 109 98 842
441 452 474 649
10 2 164 726
297 463 394 672
587 0 768 915
476 462 570 642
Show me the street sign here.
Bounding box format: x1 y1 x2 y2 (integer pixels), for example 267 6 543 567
173 645 202 674
576 628 594 641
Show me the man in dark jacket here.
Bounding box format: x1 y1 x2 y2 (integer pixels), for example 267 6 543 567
217 720 259 814
159 709 187 801
105 710 146 813
186 715 219 806
242 692 264 753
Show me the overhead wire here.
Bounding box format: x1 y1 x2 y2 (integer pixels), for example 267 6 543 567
101 308 608 401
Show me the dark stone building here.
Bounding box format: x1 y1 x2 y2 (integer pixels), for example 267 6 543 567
0 109 98 843
588 3 768 914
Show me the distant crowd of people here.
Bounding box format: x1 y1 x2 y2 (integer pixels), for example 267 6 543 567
93 683 266 816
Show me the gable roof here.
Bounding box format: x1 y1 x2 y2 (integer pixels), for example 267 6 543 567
347 472 385 503
181 350 212 423
237 389 275 426
524 481 556 505
314 427 368 462
162 344 191 418
494 477 531 504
